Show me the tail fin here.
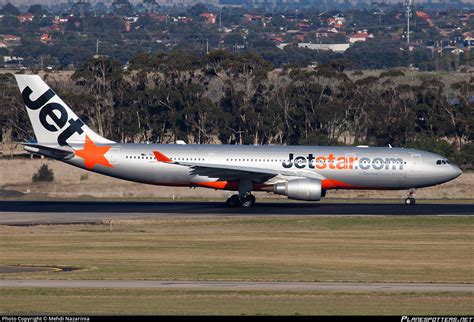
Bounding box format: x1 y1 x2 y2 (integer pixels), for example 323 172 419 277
15 74 114 146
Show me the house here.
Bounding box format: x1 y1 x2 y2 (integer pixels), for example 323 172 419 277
148 13 167 22
178 16 192 23
416 11 430 20
297 23 310 29
1 35 21 45
243 14 263 23
125 16 139 23
327 14 345 29
40 34 51 43
271 36 284 43
18 13 34 23
200 13 216 24
3 56 24 66
295 32 308 42
463 35 474 47
53 16 69 24
416 11 433 27
41 24 63 32
314 28 330 38
348 30 374 43
4 56 23 62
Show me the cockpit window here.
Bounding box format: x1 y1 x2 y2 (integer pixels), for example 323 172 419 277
437 160 450 165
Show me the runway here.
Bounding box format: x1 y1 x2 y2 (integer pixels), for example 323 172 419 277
0 200 473 225
1 280 473 293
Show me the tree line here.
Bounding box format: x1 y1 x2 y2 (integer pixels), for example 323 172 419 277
0 50 472 168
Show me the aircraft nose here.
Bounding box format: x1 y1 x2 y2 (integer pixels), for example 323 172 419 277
447 165 462 180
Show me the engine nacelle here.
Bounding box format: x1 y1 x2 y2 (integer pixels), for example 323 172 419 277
273 179 323 201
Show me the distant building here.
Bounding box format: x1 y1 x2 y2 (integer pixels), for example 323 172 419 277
243 14 263 23
3 55 24 63
327 14 345 29
200 12 217 24
464 36 474 47
348 30 374 43
39 33 51 43
0 34 21 46
18 12 33 23
278 42 351 53
124 20 131 32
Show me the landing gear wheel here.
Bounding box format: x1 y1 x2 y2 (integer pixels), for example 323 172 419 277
226 194 241 208
404 188 416 206
404 197 416 205
241 195 256 208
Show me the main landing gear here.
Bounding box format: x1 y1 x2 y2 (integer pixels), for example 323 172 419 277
226 179 256 208
404 188 416 205
226 194 256 208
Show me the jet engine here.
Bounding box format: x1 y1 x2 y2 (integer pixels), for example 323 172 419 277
273 179 323 201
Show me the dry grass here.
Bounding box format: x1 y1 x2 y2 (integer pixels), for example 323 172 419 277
0 216 472 283
0 198 472 315
1 158 472 200
0 288 472 315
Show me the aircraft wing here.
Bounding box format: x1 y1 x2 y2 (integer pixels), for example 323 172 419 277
153 151 325 183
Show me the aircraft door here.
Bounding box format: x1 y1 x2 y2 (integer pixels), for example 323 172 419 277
411 154 421 172
107 148 120 165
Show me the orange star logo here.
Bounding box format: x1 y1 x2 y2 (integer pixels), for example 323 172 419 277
75 135 113 170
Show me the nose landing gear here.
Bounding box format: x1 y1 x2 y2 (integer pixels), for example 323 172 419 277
404 188 416 205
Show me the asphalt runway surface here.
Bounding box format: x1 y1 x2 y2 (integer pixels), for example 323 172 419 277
1 280 473 293
0 200 473 225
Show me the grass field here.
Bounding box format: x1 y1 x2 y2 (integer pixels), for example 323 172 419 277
1 289 472 315
1 216 473 315
1 216 472 282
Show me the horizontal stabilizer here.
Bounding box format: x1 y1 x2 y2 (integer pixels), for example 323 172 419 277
22 142 75 160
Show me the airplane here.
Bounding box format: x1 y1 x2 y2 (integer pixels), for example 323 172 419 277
15 74 462 207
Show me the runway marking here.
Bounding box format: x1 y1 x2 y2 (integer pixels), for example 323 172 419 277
0 280 473 292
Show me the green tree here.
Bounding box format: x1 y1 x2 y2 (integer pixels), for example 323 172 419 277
2 3 20 15
28 4 45 15
32 164 54 182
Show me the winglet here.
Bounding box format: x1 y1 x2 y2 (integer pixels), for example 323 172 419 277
153 150 172 163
